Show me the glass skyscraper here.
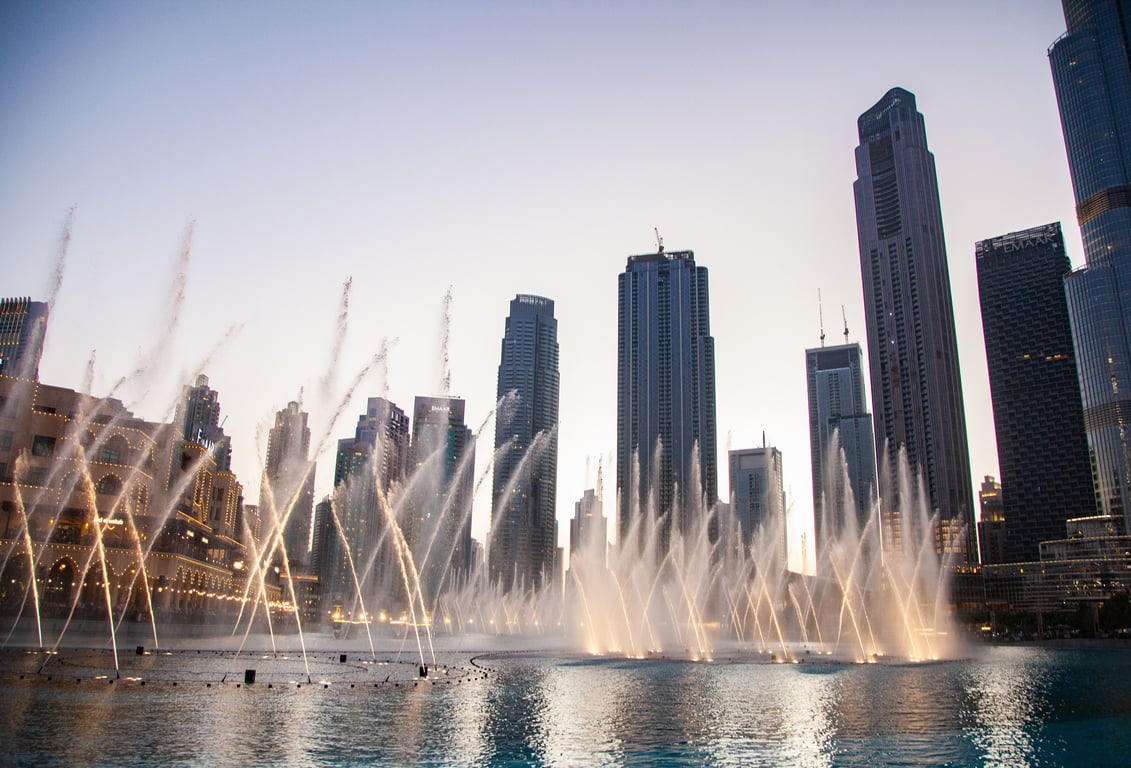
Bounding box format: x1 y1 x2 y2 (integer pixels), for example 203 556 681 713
853 87 976 562
1049 0 1131 529
410 396 475 605
174 374 232 471
617 247 717 554
327 397 409 616
728 446 787 563
261 400 316 571
490 294 560 593
0 297 48 381
805 341 876 552
976 223 1098 562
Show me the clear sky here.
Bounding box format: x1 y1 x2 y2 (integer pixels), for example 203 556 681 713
0 1 1076 570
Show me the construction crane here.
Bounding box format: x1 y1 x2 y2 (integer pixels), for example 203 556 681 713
654 227 664 254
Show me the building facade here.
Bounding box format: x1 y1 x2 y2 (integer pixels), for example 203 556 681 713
853 87 976 561
0 298 48 381
490 294 560 594
569 486 607 566
261 401 316 571
1049 0 1131 530
324 397 410 619
617 248 717 554
410 396 475 607
728 446 787 563
806 341 876 552
977 475 1007 565
976 222 1098 562
174 374 232 472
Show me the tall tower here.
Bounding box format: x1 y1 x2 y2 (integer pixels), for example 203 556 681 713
617 247 717 554
806 341 876 551
976 223 1098 562
1049 0 1131 530
410 396 475 606
174 374 231 470
326 397 409 616
490 294 560 594
0 298 49 380
853 87 975 561
570 486 607 563
261 401 316 571
728 446 787 563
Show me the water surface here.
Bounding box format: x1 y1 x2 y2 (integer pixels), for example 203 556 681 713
0 644 1127 766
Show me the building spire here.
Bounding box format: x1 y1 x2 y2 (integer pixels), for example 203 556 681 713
818 289 826 347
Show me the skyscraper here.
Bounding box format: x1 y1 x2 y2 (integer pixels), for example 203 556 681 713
728 446 787 563
976 223 1098 562
806 340 876 551
261 401 316 571
853 87 975 561
617 246 717 554
174 374 231 470
326 397 409 616
410 396 475 605
1049 0 1131 530
0 298 48 381
977 476 1007 565
490 294 560 593
569 486 607 564
168 374 241 542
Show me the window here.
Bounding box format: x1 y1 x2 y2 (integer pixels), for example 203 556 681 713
0 431 12 452
96 475 122 496
31 435 56 457
100 445 120 463
24 467 48 487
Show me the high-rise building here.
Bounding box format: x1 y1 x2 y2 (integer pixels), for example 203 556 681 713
617 247 717 554
806 340 876 551
569 486 607 565
410 396 475 606
490 294 560 593
977 475 1007 565
325 397 409 617
261 401 316 571
310 495 335 602
0 298 48 380
728 446 787 562
1049 0 1131 530
174 374 231 471
853 87 976 561
976 223 1098 562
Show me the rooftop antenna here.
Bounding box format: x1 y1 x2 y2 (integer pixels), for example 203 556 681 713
818 289 826 347
842 305 850 343
654 227 664 255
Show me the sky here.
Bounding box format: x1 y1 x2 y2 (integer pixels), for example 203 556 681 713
0 1 1077 570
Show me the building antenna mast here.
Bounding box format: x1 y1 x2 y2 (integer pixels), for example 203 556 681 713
818 289 826 347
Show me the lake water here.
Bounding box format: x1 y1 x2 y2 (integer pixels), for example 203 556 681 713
0 642 1128 767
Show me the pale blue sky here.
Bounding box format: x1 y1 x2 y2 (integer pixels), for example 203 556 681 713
0 1 1075 568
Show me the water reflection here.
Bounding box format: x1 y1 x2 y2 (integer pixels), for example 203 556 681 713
1 646 1130 766
963 647 1055 767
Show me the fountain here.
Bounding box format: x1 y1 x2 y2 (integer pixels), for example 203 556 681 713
432 438 957 664
0 219 958 671
0 339 957 671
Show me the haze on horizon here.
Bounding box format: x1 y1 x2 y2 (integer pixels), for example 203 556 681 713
0 1 1076 570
